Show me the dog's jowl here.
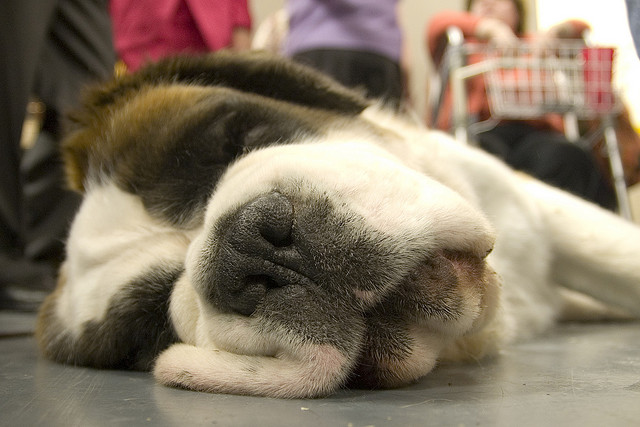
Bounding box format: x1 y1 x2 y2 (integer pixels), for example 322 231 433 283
36 51 640 398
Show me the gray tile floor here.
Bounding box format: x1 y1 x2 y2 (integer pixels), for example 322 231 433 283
1 311 639 427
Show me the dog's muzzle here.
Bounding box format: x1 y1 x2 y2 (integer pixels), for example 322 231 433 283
202 192 315 316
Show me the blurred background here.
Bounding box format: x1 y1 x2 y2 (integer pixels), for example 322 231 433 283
252 0 639 129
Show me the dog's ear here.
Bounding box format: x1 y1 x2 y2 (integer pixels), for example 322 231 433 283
62 51 369 194
88 51 369 115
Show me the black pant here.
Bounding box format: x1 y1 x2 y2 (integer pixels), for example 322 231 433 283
292 49 403 110
476 122 616 210
0 0 114 299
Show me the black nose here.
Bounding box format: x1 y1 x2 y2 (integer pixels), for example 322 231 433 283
229 191 294 250
204 191 306 316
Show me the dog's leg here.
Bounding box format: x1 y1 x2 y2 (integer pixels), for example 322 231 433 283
162 276 366 398
154 340 356 398
36 184 192 369
525 180 640 317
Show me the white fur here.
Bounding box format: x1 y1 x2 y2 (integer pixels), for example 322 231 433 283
162 282 359 397
366 110 640 335
154 340 351 398
52 105 640 398
200 134 496 257
157 109 640 397
58 183 196 335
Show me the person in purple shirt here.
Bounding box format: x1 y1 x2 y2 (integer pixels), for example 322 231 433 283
284 0 405 110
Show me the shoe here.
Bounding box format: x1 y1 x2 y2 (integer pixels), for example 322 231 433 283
0 254 56 312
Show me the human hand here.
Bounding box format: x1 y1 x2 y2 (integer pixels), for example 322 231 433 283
533 21 587 55
475 17 519 49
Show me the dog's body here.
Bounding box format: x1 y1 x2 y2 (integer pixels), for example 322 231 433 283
36 52 640 398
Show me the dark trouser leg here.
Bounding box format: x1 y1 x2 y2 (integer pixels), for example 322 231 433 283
476 123 616 210
510 130 616 209
292 49 403 109
21 130 81 264
0 0 114 309
0 0 58 256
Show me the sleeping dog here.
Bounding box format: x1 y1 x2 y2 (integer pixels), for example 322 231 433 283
36 51 640 398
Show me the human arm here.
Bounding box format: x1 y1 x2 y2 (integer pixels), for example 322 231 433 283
533 19 591 51
230 0 252 51
231 27 251 51
544 19 590 39
426 10 517 66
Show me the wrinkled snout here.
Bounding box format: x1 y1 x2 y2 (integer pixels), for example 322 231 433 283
199 192 313 316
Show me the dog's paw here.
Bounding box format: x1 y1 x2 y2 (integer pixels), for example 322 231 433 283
154 342 353 398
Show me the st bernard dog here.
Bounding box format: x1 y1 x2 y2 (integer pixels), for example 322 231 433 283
36 51 640 398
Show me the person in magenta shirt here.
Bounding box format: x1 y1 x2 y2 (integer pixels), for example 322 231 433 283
110 0 252 72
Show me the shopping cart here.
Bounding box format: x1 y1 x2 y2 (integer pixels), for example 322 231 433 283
429 27 632 219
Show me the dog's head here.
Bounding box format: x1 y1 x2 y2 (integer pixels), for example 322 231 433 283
62 51 500 397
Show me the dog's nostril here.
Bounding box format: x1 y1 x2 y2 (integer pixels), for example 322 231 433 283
259 223 293 247
244 274 281 292
248 192 294 248
229 275 281 316
246 274 280 289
